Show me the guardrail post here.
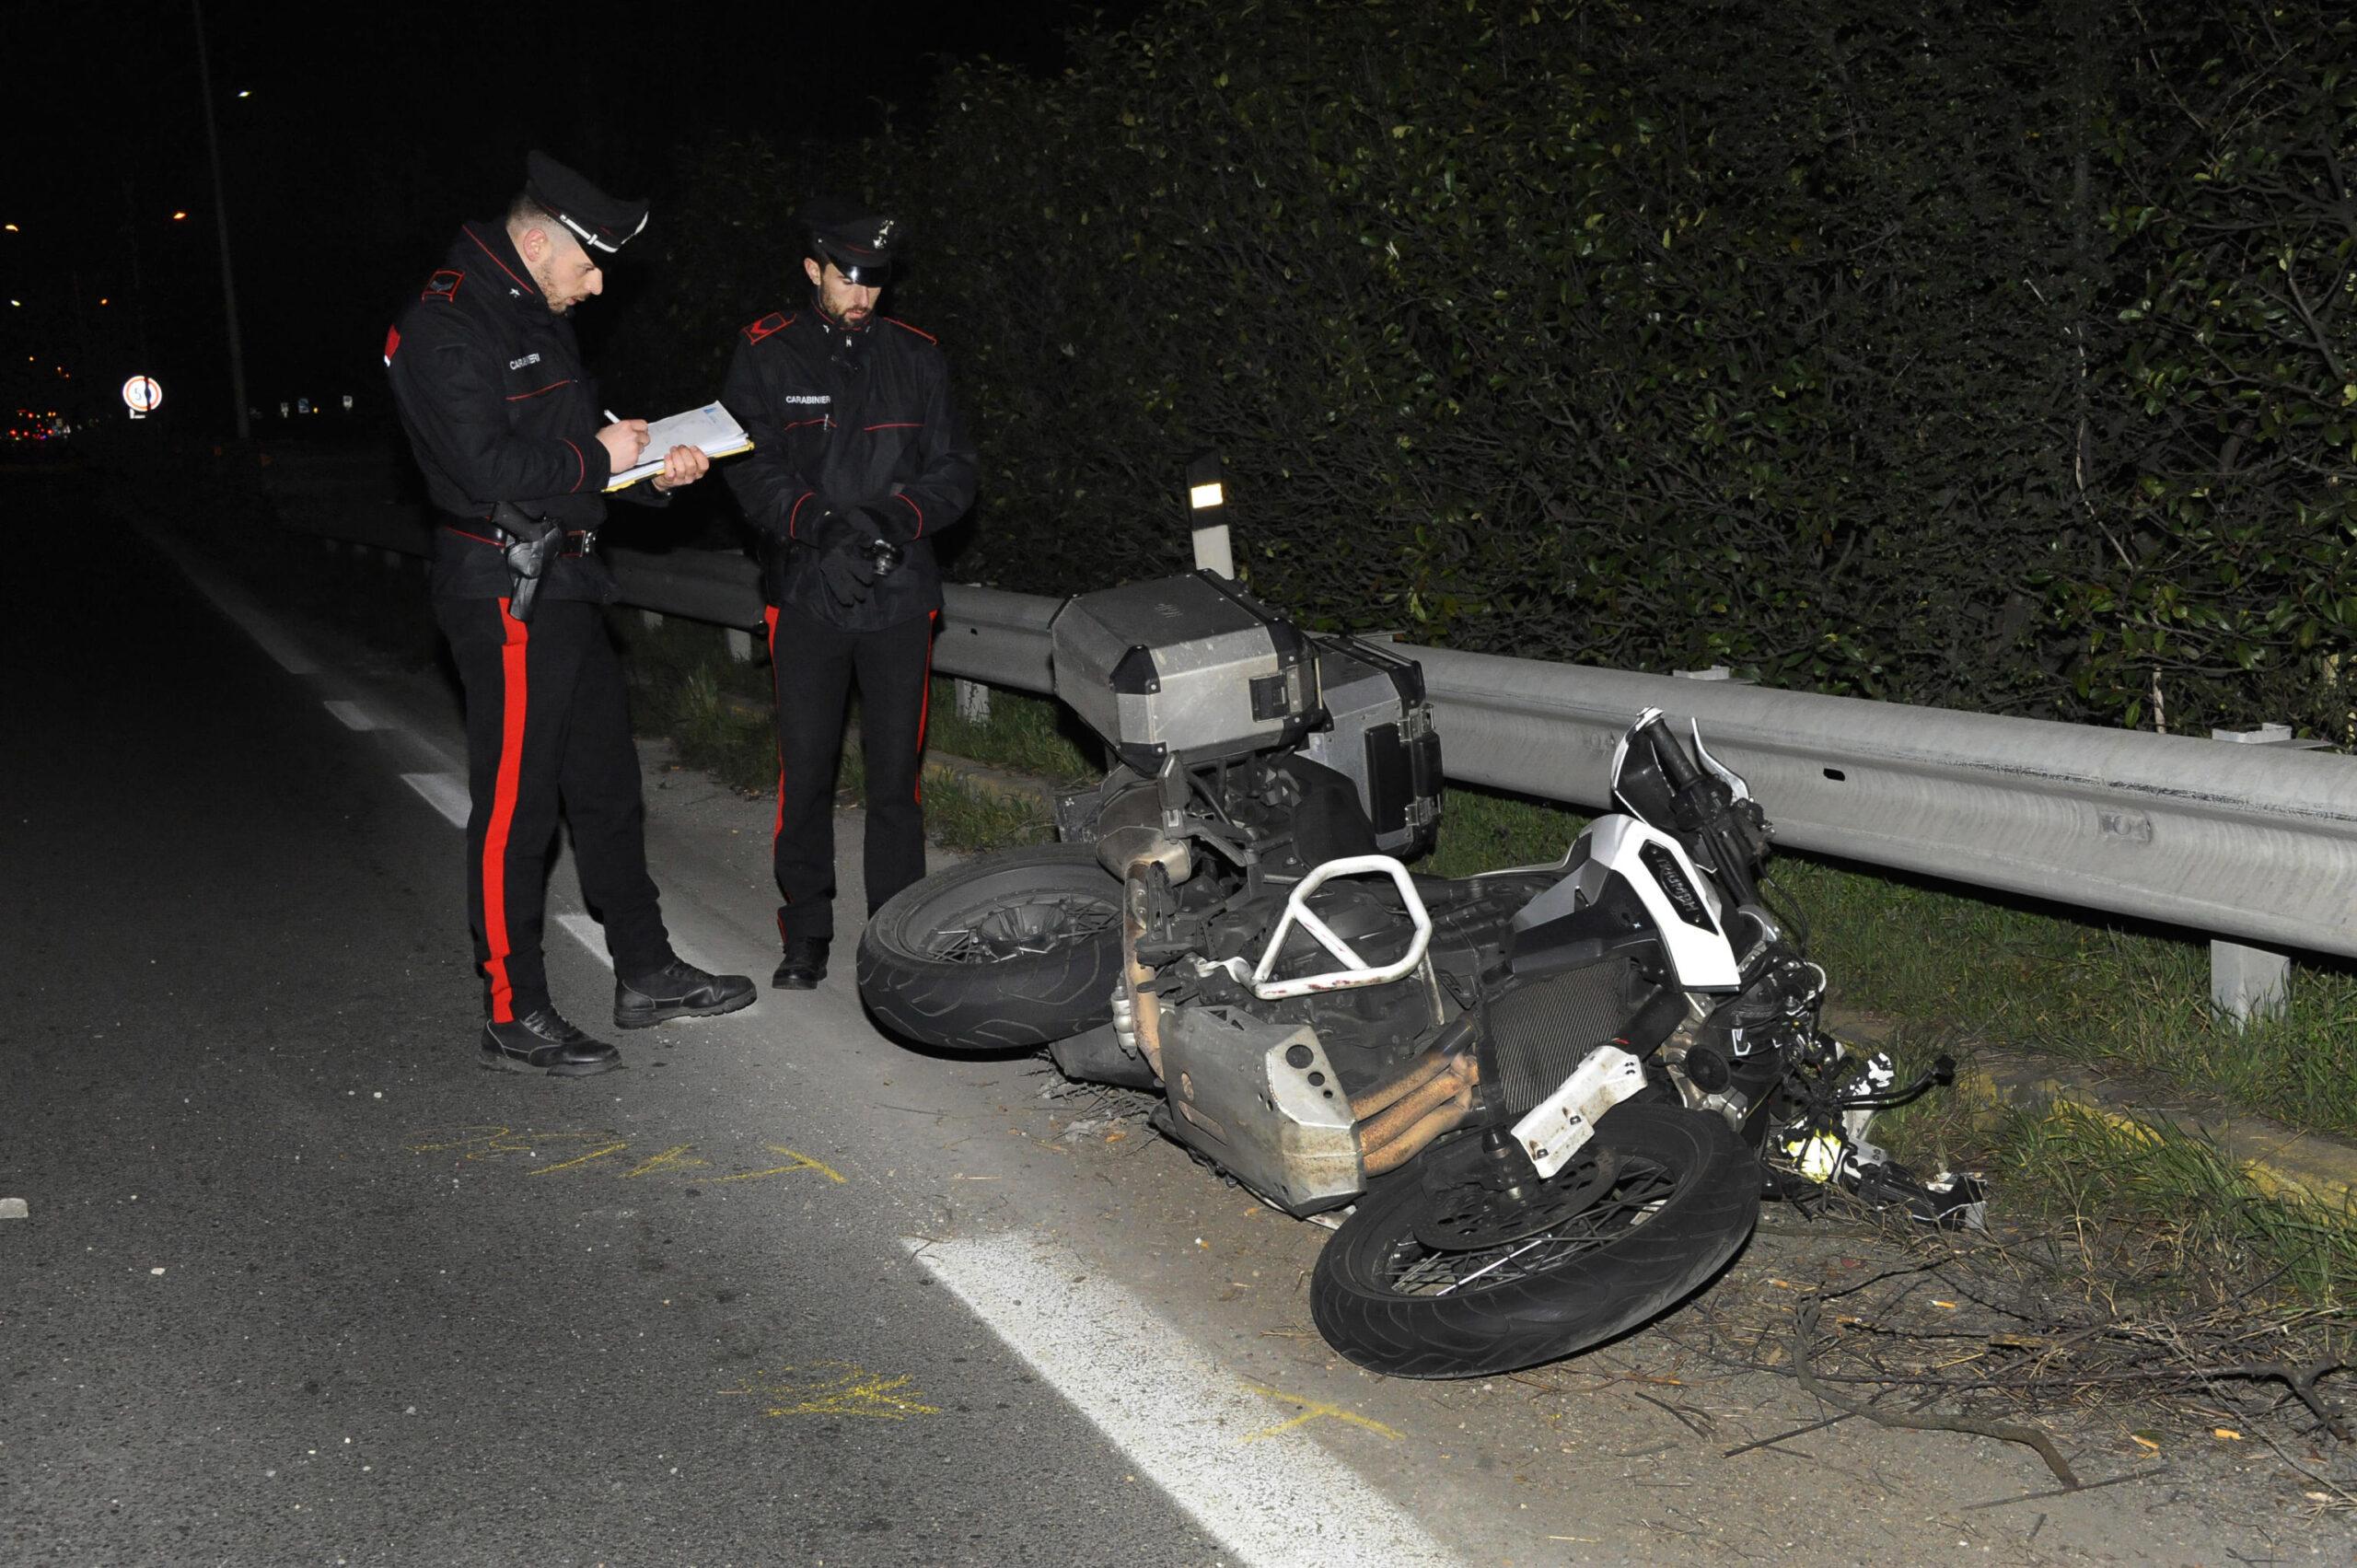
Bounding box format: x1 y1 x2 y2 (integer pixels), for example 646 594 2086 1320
2203 723 2322 1029
2211 939 2290 1030
724 629 753 662
955 679 991 724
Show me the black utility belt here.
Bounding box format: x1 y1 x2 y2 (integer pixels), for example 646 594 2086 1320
439 514 596 556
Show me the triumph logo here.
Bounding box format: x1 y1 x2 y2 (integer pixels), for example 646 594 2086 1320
1638 841 1717 932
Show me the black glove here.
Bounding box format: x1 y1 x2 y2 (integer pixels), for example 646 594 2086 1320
805 505 866 551
814 535 877 609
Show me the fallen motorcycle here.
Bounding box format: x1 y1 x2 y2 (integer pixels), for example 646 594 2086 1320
860 573 1972 1377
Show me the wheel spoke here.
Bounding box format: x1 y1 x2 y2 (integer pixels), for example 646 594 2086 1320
1383 1160 1682 1297
929 893 1118 964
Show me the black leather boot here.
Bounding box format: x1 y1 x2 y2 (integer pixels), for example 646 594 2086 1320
481 1008 621 1075
771 936 831 990
613 958 758 1029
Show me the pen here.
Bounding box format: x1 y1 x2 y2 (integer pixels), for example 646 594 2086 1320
604 408 621 423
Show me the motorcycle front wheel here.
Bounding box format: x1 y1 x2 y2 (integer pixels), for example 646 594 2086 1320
856 843 1124 1051
1310 1101 1759 1377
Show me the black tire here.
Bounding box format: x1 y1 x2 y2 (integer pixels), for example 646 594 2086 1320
1309 1101 1759 1377
857 843 1124 1051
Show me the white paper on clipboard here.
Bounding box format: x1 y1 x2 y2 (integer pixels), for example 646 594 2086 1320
603 401 753 490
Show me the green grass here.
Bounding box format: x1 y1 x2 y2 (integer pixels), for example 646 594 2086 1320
1870 1081 2357 1307
921 681 1102 784
1782 854 2357 1140
614 623 1061 852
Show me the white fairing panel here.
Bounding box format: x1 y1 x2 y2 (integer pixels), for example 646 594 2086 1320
1510 816 1742 991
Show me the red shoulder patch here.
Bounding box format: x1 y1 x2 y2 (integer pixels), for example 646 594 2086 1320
421 269 463 303
742 311 793 344
881 316 937 344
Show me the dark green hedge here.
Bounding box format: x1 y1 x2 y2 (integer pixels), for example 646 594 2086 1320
608 0 2354 738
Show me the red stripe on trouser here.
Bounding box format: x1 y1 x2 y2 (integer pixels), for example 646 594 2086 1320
765 605 785 838
482 598 531 1023
912 610 937 805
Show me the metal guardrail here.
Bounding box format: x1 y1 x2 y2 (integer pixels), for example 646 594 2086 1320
259 475 2357 1004
927 587 2357 965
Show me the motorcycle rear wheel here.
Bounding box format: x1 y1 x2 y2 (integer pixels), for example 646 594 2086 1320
857 843 1124 1050
1309 1102 1758 1377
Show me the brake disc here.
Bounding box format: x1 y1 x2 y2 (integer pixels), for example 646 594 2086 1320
1410 1145 1623 1252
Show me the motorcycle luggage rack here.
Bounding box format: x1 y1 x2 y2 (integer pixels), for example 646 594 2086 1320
1221 854 1434 1000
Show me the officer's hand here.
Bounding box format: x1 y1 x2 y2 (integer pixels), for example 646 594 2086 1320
649 445 709 491
597 419 651 473
807 505 863 550
816 538 877 609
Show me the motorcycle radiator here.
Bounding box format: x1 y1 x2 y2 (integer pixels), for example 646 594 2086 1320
1483 960 1659 1115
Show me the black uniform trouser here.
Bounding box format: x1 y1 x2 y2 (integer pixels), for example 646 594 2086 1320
436 596 671 1022
765 604 936 943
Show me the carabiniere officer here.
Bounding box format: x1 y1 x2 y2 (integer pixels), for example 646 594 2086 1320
722 203 978 990
385 151 757 1075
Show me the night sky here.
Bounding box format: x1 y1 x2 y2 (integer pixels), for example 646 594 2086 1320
2 0 1136 431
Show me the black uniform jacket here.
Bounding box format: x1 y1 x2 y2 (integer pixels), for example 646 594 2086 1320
385 222 624 603
720 306 978 630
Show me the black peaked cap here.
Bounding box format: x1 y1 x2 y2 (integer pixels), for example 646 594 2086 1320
801 200 900 283
526 150 649 258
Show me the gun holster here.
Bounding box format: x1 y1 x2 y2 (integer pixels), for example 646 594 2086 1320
491 501 561 622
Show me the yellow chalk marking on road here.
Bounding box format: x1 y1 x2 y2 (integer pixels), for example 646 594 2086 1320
719 1361 939 1421
455 1127 621 1159
527 1141 631 1176
622 1144 708 1179
409 1130 842 1186
1237 1380 1403 1443
707 1145 849 1185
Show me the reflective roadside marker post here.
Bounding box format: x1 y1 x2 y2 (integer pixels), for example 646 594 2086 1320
1188 449 1234 579
121 375 162 422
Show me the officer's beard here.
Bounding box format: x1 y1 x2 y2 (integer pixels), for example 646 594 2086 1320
812 286 874 333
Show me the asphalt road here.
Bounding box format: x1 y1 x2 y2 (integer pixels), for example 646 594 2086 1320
2 484 1220 1567
4 470 2349 1567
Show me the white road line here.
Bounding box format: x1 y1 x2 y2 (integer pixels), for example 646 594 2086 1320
321 700 379 731
400 772 471 830
907 1233 1462 1568
554 912 612 967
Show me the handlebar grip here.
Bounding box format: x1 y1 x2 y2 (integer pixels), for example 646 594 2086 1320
1649 715 1703 791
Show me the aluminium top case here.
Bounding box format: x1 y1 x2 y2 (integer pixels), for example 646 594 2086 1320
1050 572 1316 775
